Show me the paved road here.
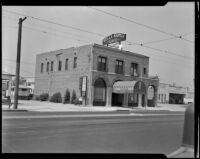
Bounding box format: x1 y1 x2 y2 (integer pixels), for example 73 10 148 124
2 111 185 155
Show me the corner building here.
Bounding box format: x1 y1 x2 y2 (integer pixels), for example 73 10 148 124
34 44 159 107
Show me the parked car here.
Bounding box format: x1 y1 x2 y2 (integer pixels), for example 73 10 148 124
167 103 196 158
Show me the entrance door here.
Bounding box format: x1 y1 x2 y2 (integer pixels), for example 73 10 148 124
112 93 124 106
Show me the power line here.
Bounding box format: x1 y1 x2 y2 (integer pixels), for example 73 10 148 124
3 9 105 37
3 9 194 61
3 15 99 42
3 58 35 66
88 7 194 44
23 25 91 44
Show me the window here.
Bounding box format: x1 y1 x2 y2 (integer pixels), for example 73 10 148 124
51 61 54 72
47 62 49 72
97 56 107 72
143 67 146 75
130 63 138 76
65 58 68 70
41 63 44 73
58 60 62 71
73 57 77 68
115 60 124 74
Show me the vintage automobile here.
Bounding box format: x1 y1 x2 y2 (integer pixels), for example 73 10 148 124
167 103 196 158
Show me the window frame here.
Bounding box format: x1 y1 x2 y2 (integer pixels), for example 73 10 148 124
47 62 49 72
97 56 107 72
65 58 69 70
51 61 54 72
58 60 62 71
115 59 124 74
73 57 77 69
41 63 44 73
143 67 147 75
130 62 138 77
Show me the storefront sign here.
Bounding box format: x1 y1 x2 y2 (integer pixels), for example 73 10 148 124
103 33 126 45
82 76 87 92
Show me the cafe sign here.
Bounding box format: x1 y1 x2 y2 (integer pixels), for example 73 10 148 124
103 33 126 45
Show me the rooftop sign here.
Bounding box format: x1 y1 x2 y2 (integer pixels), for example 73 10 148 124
103 33 126 45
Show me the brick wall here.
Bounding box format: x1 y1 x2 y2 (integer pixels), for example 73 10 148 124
34 45 93 102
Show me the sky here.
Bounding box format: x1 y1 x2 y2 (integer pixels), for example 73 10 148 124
2 2 195 91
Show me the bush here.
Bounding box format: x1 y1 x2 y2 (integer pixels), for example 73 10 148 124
33 95 40 101
73 98 82 105
71 90 77 104
39 93 49 101
63 89 70 104
50 92 62 103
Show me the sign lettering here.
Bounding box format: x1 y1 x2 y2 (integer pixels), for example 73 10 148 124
103 33 126 45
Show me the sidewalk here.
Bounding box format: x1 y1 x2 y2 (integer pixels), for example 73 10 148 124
2 100 187 112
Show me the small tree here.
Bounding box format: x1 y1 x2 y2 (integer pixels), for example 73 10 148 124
63 89 70 104
50 92 62 103
39 93 49 101
71 90 77 104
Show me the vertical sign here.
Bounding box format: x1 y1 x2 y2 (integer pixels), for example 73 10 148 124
82 76 87 97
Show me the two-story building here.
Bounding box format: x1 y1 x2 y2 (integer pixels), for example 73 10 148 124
34 43 159 107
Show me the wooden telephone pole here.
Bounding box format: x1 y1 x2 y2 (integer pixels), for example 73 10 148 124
13 17 27 109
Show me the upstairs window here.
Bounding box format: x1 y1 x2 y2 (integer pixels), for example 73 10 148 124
51 61 54 72
47 62 49 72
143 67 146 75
97 56 107 72
58 60 62 71
41 63 44 73
115 60 124 74
73 57 77 68
130 63 138 77
65 58 68 70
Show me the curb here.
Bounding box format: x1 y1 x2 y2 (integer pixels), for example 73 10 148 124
2 109 28 112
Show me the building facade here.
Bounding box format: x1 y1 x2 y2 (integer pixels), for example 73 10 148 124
158 83 189 104
34 44 159 107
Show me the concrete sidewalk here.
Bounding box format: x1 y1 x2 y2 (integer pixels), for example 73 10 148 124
2 100 188 112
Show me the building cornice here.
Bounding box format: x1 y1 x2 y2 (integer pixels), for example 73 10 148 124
92 43 149 59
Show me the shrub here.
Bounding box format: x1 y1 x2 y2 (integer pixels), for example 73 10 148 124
50 92 62 103
33 95 40 101
39 93 49 101
71 90 77 104
73 98 81 105
63 89 70 104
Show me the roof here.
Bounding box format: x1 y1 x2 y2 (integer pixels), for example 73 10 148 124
93 43 149 59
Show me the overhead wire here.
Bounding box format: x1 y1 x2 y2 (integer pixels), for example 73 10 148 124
88 7 194 43
2 9 194 62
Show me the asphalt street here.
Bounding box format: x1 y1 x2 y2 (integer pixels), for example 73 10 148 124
2 111 185 155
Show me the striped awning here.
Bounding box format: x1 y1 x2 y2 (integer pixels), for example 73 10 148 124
113 81 137 93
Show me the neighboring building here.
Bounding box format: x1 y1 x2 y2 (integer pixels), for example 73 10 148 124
158 83 192 104
10 77 35 99
24 78 35 95
2 72 35 100
34 43 159 107
2 72 15 97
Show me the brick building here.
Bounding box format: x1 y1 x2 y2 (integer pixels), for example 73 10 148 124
34 43 159 107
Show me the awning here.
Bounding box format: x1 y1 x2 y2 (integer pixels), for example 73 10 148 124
113 81 137 94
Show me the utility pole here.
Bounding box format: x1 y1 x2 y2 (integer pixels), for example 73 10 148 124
14 17 27 109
